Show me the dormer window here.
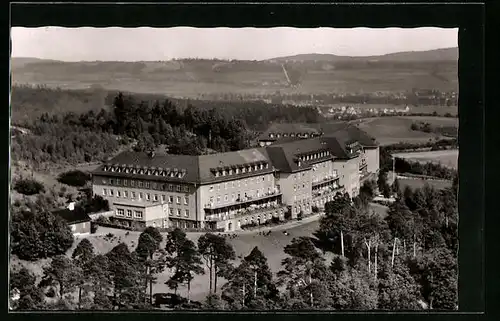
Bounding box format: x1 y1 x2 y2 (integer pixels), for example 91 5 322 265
242 167 246 173
269 133 274 138
265 163 269 169
254 165 258 171
177 172 183 178
236 168 240 174
110 167 115 172
229 169 233 175
222 170 226 176
260 164 263 170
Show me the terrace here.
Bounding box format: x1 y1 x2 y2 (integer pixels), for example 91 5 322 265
205 202 286 222
204 186 282 210
311 173 339 188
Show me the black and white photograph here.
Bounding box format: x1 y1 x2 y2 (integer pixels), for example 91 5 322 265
9 23 459 311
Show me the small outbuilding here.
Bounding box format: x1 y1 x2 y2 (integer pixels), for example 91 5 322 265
52 202 92 236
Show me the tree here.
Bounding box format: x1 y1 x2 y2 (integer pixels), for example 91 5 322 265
198 233 236 294
278 237 329 308
377 170 391 198
13 178 45 195
106 243 143 309
10 267 45 311
360 179 377 201
377 261 422 310
40 255 80 299
72 238 95 309
165 228 189 295
176 239 205 303
10 209 74 261
314 194 356 258
135 227 164 305
57 170 91 187
222 246 277 309
87 254 113 310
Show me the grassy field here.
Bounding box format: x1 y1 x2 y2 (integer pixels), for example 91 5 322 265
355 116 458 146
397 178 452 191
12 58 458 98
392 149 459 169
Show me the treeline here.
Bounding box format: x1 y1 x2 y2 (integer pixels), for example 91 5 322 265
10 180 457 311
11 84 108 124
411 122 458 137
393 158 457 180
11 119 121 167
12 89 325 166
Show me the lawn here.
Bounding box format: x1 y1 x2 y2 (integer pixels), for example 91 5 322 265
392 149 459 169
356 116 457 146
397 178 452 191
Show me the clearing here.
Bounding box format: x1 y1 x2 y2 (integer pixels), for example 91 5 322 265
355 116 457 146
392 149 459 169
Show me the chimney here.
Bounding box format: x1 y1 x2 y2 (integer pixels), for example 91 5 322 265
67 202 75 211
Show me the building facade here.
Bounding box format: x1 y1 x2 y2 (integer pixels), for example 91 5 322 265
91 125 379 232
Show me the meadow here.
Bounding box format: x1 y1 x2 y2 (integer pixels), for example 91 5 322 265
356 116 458 146
12 58 458 99
397 178 453 191
392 149 459 169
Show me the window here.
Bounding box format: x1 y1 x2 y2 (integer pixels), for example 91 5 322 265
152 182 157 189
209 186 214 192
169 208 174 216
184 196 188 205
154 194 158 202
177 209 181 216
176 185 181 192
169 196 174 203
123 180 128 186
185 209 189 217
124 191 128 198
217 184 221 191
145 182 150 188
268 175 271 182
184 186 189 192
262 177 265 181
117 190 121 198
117 208 124 216
102 178 107 184
132 192 136 199
134 211 143 219
138 192 143 200
232 193 235 201
162 195 166 202
138 181 143 187
232 181 235 188
168 184 173 191
126 209 132 218
176 196 181 204
110 179 115 185
146 193 151 201
217 196 221 204
71 225 76 232
117 179 121 185
229 169 233 175
103 188 107 196
224 194 228 202
236 168 240 174
131 180 135 187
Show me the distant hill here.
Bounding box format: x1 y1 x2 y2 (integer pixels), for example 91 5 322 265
268 47 458 63
10 47 458 97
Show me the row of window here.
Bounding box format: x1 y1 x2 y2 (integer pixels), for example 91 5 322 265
103 188 189 205
298 150 331 162
209 175 272 192
102 178 190 193
208 187 275 205
102 165 186 179
117 208 143 219
212 163 269 178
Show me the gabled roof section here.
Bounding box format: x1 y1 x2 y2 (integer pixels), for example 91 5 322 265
92 151 200 183
52 207 91 225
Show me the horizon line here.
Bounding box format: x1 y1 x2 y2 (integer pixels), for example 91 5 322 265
11 46 458 63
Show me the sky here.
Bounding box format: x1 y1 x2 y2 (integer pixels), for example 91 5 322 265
11 27 458 62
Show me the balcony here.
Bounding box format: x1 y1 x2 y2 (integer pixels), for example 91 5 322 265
312 184 344 198
205 203 287 222
204 187 282 210
312 174 340 188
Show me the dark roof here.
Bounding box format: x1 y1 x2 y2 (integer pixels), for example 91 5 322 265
52 207 91 225
93 148 275 185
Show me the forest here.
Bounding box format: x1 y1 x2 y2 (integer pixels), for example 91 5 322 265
11 87 324 168
10 177 458 311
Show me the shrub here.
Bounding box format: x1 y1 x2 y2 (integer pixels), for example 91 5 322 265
90 222 98 234
297 211 304 220
13 178 45 196
311 206 319 213
95 215 111 225
57 170 91 187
